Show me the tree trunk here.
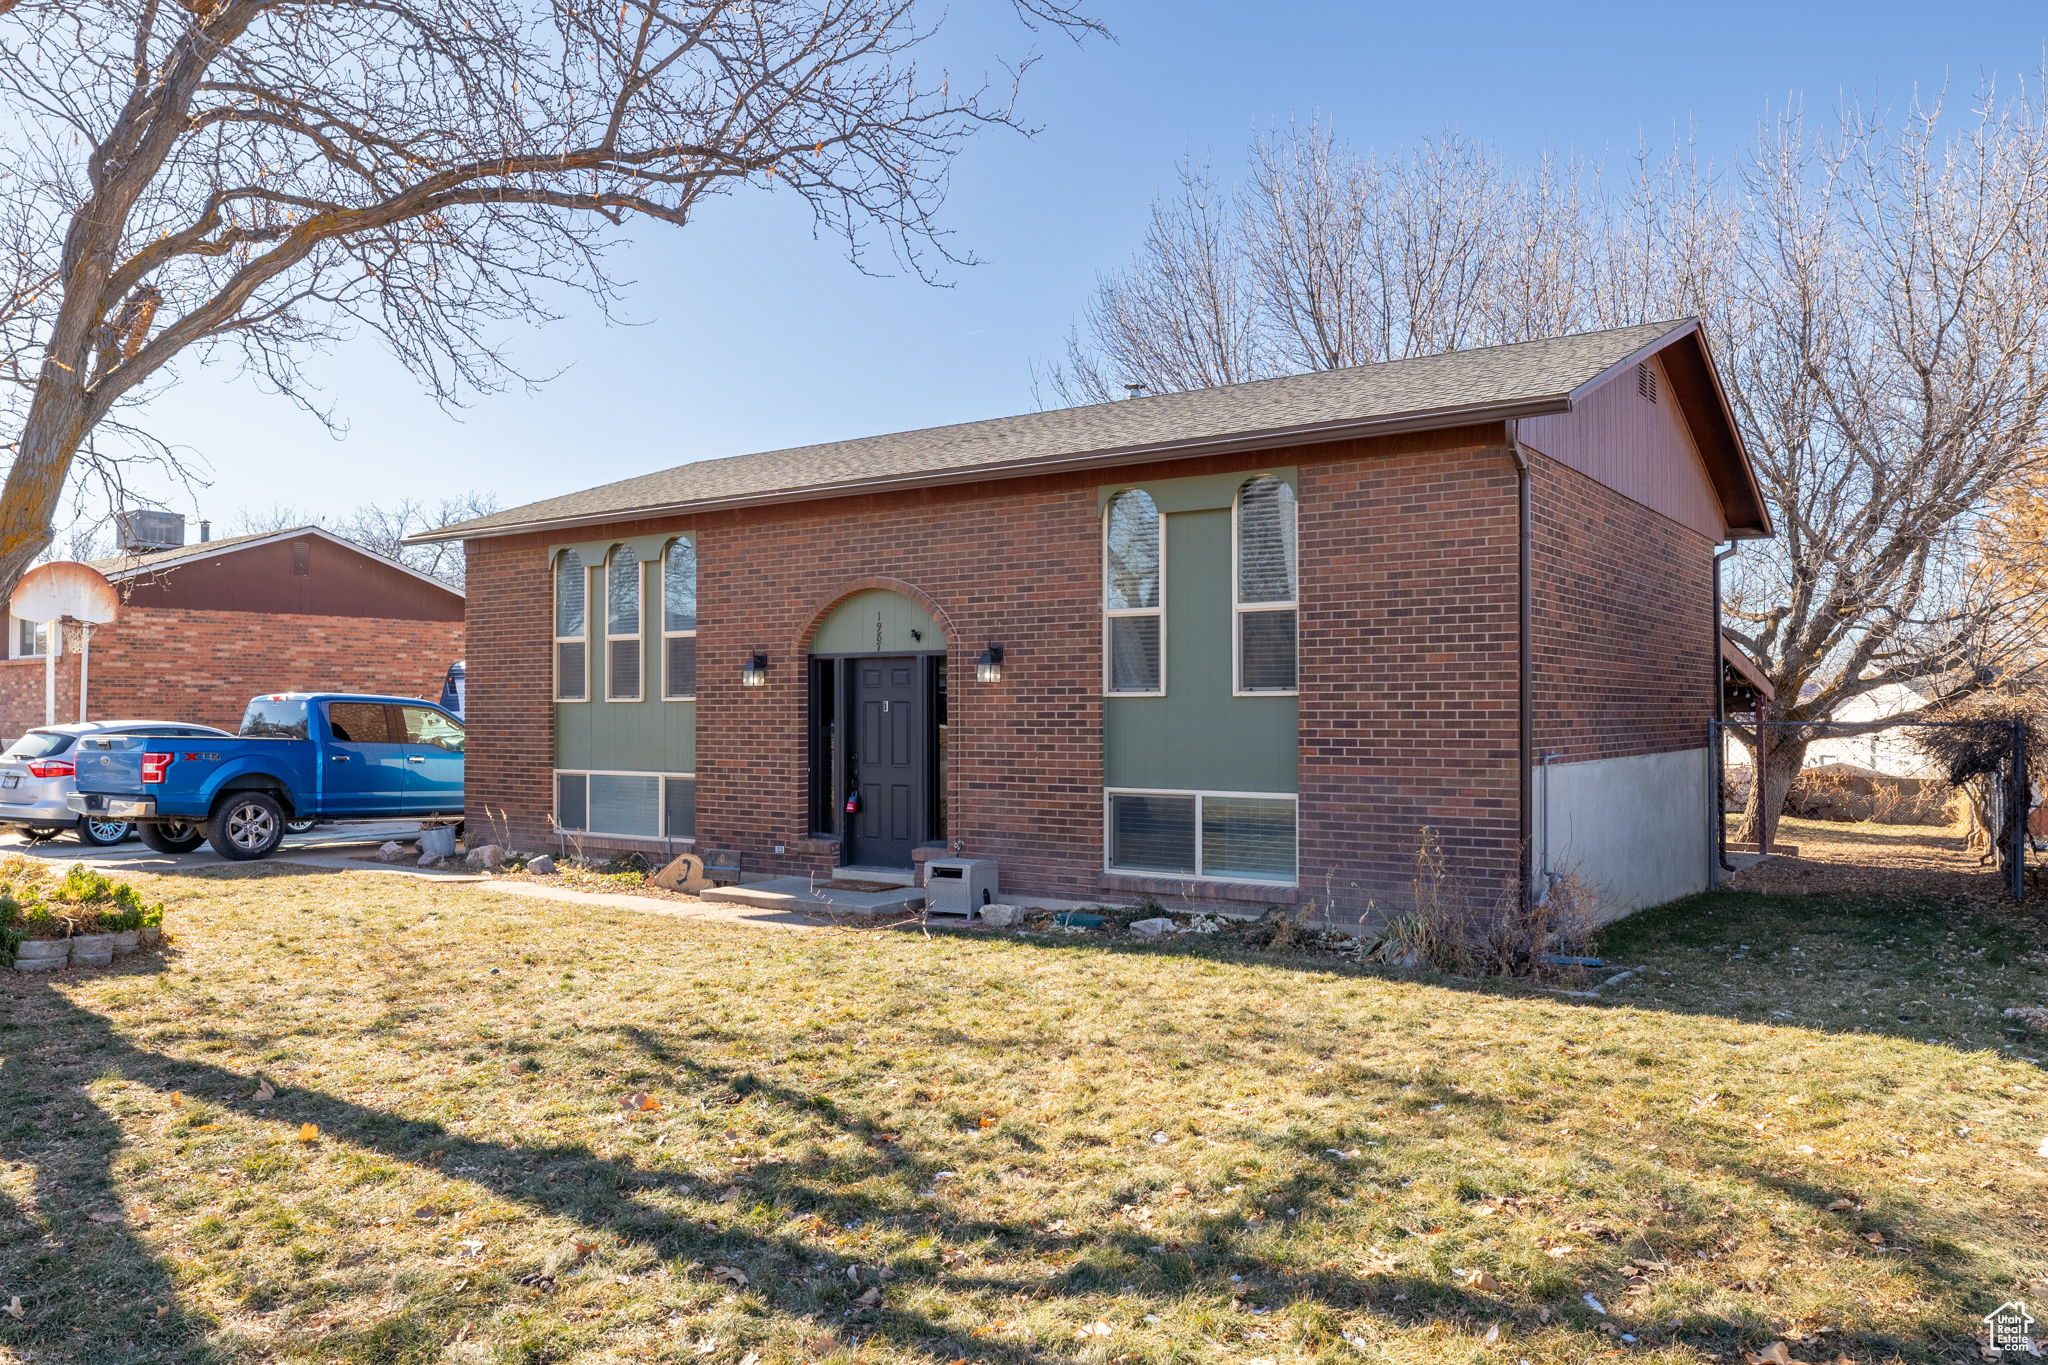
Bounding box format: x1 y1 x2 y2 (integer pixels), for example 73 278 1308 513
1734 732 1807 848
0 391 88 602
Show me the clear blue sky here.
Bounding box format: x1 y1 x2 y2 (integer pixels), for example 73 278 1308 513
132 0 2048 534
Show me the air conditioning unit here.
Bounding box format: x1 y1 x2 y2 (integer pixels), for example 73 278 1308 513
924 857 997 916
117 509 185 553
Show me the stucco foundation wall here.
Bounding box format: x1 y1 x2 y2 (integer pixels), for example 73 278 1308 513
1531 747 1709 920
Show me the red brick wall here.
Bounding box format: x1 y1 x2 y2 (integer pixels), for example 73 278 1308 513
466 428 1538 910
0 608 463 741
1530 452 1717 763
1297 438 1523 915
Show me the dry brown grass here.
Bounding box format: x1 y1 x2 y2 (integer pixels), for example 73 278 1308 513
1 864 2045 1365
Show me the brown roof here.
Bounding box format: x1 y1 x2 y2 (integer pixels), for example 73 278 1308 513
415 318 1770 542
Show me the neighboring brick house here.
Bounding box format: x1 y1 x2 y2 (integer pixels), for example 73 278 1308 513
424 319 1771 919
0 526 465 741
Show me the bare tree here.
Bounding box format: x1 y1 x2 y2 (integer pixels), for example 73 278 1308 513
222 491 499 586
0 0 1102 603
1049 87 2048 844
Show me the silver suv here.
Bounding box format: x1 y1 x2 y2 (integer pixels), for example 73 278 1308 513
0 721 231 846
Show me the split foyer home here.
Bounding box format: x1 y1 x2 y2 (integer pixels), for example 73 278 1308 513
0 524 465 742
425 318 1772 919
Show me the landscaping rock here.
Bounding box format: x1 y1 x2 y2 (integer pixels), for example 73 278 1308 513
465 844 506 871
377 840 416 863
1128 916 1178 938
526 854 556 876
13 939 69 972
69 933 115 969
417 853 443 868
650 853 710 892
977 903 1023 928
111 929 141 956
138 925 162 947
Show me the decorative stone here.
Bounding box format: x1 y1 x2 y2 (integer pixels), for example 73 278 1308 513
69 933 115 969
110 929 141 956
13 939 69 972
977 903 1023 928
465 844 505 871
1128 917 1178 938
139 926 162 947
526 854 556 876
417 853 443 868
650 854 711 892
377 840 416 863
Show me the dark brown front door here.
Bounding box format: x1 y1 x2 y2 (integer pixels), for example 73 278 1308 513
849 656 922 868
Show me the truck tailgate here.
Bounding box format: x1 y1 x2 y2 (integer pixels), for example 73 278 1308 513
74 734 148 796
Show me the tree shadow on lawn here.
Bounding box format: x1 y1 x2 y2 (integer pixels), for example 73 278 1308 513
3 977 1997 1365
1 971 1548 1365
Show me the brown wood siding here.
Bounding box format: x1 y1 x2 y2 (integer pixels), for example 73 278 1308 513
112 535 463 621
1517 356 1728 542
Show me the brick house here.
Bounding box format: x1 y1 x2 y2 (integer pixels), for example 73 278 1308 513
425 319 1770 919
0 526 465 742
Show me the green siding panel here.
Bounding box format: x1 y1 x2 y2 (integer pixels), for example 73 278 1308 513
1098 467 1296 514
811 588 944 655
1104 509 1297 793
553 535 696 776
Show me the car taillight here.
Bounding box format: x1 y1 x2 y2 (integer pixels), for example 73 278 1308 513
141 753 173 784
24 758 73 778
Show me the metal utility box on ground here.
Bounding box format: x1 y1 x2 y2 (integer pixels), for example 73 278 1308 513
924 858 997 916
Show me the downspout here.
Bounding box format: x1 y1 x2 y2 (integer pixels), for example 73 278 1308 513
1509 420 1534 907
1712 544 1740 878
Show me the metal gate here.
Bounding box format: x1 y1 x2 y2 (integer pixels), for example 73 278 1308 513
1709 717 2031 902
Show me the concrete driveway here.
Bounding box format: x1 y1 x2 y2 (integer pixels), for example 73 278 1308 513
0 822 432 875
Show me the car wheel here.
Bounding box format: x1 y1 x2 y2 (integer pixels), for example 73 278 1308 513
138 820 207 855
285 819 317 834
209 792 286 862
75 815 134 847
24 825 65 842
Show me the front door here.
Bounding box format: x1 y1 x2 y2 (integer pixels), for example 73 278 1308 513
849 656 921 868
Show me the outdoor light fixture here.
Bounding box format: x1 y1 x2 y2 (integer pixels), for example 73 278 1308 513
740 651 769 688
976 643 1005 684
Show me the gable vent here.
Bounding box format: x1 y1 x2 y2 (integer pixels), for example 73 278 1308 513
1636 361 1658 404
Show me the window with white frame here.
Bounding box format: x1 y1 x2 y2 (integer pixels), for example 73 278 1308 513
1104 488 1164 694
606 546 643 702
554 551 588 702
554 770 694 840
1105 789 1297 883
1235 475 1297 693
662 538 697 700
12 617 48 658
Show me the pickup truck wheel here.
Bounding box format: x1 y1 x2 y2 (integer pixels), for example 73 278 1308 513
209 793 286 861
75 815 134 846
138 821 207 855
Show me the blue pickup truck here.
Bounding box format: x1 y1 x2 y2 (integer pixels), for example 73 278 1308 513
69 693 465 861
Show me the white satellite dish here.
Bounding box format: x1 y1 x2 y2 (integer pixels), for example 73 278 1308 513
10 562 120 726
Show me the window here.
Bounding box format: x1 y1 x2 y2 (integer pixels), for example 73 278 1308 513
326 701 396 744
1235 476 1297 693
239 697 310 739
662 538 697 700
606 546 642 702
1105 789 1297 883
555 551 588 702
397 706 465 752
1104 489 1164 694
553 769 694 840
13 618 47 658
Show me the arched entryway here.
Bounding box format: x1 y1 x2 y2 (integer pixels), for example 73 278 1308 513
806 588 948 871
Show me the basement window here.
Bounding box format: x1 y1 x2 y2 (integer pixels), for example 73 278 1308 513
1106 789 1297 883
554 769 693 842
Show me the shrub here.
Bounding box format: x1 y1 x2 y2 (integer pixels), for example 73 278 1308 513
0 857 162 944
1402 828 1598 980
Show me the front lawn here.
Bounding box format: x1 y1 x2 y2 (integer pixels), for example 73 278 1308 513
2 868 2045 1365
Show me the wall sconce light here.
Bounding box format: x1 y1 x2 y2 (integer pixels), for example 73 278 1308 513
740 651 769 688
976 643 1005 684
